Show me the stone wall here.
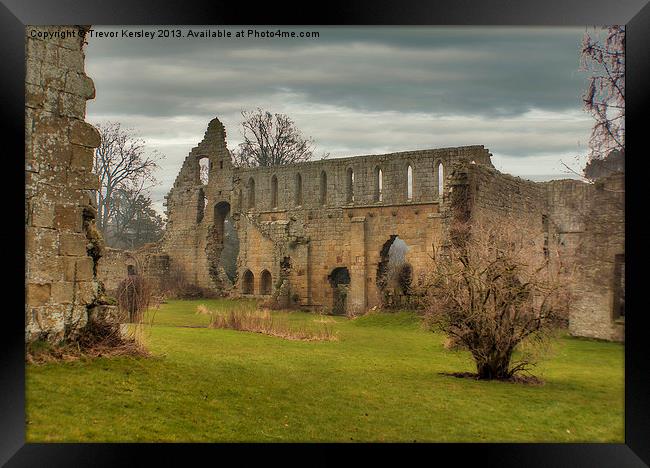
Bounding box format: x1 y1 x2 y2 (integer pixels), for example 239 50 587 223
150 116 624 340
443 162 625 342
569 173 625 341
25 26 106 341
97 245 170 296
160 117 494 313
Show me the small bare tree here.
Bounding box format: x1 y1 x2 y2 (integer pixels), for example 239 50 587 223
232 108 327 167
93 122 163 234
580 26 625 168
424 217 570 381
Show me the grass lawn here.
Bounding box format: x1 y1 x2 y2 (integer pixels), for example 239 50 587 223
25 299 624 442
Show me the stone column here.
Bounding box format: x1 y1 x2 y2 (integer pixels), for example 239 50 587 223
348 216 367 314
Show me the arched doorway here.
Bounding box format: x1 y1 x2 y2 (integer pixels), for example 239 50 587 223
260 269 272 295
328 267 351 315
242 269 254 295
376 235 413 309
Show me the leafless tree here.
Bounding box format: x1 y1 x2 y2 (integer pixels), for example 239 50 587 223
424 217 570 381
232 108 327 167
93 122 163 234
109 188 165 249
580 26 625 167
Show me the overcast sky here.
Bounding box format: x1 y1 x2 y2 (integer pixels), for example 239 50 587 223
85 26 593 215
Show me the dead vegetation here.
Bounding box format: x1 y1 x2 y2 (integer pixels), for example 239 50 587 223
201 306 337 341
424 216 571 381
26 320 149 365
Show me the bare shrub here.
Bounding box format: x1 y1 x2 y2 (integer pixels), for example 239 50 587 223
208 308 337 341
160 263 217 299
424 217 571 381
116 274 153 323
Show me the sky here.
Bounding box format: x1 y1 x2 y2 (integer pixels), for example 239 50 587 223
85 26 594 215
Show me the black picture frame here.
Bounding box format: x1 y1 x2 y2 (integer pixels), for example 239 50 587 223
3 0 649 465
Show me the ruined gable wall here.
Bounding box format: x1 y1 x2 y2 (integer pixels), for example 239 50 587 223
25 26 104 341
160 118 233 290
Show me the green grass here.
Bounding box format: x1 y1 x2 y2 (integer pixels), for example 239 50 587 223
25 299 624 442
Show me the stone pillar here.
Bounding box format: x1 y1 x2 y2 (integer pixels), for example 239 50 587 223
25 26 104 342
348 216 367 313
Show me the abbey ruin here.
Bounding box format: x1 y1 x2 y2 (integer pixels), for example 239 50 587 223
25 26 625 344
97 118 625 342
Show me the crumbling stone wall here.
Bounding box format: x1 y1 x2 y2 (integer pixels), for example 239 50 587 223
97 245 170 295
569 173 625 341
443 163 625 342
25 26 107 341
161 117 494 314
154 117 624 341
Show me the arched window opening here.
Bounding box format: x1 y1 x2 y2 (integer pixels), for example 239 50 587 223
346 168 355 203
199 157 210 185
407 165 413 201
319 171 327 206
242 269 254 295
271 175 278 209
374 167 383 202
213 201 231 244
437 162 445 197
260 270 272 295
295 173 303 206
247 177 256 209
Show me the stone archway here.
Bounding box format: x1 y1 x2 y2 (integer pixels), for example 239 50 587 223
207 201 239 289
328 267 351 315
376 235 412 309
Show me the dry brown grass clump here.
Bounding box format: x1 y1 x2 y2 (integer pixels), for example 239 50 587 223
207 308 337 341
26 321 150 365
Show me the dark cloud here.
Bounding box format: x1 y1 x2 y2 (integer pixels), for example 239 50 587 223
85 26 594 213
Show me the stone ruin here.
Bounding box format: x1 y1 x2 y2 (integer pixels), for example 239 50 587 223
99 118 624 342
24 26 625 344
25 26 121 342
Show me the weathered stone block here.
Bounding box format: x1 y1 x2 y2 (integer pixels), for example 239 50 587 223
77 281 97 304
59 232 87 256
69 120 101 148
27 283 51 306
75 257 95 281
54 205 83 232
67 168 100 190
65 71 95 99
25 83 45 109
30 200 56 228
88 305 126 325
50 281 74 304
58 46 84 71
59 91 86 118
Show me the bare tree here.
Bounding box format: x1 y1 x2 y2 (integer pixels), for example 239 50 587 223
232 108 327 167
110 188 165 249
580 26 625 168
93 122 163 234
424 217 570 381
